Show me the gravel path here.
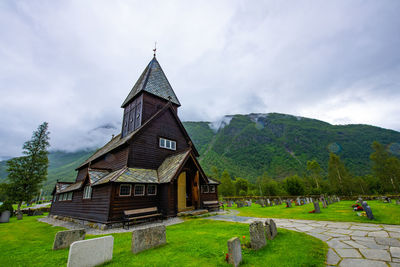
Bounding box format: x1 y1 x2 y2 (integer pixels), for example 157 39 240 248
207 211 400 267
38 216 184 235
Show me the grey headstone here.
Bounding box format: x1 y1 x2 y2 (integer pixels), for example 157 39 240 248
286 200 292 208
16 212 23 220
0 211 10 223
33 210 43 216
53 229 86 250
396 199 400 205
227 202 232 207
265 219 277 240
313 201 321 213
266 199 270 206
67 236 113 267
361 201 368 210
131 225 166 254
227 237 242 267
237 202 244 208
249 221 266 250
364 205 374 220
321 198 327 208
388 198 392 203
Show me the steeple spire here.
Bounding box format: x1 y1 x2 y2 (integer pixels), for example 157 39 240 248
153 42 157 57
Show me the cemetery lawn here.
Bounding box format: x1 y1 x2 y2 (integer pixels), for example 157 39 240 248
227 200 400 225
0 214 327 267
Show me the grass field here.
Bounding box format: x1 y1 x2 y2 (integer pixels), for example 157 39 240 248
227 200 400 225
0 214 327 267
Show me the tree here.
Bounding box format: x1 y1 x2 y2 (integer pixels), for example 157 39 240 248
234 178 249 196
6 122 50 214
306 160 323 193
218 170 235 196
370 141 400 193
256 173 281 196
283 175 305 195
327 153 352 195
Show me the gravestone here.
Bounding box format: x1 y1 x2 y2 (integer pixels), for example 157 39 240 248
364 205 374 220
53 229 86 250
259 199 265 207
321 198 327 208
310 197 313 203
264 219 277 240
227 202 232 207
16 212 23 220
388 198 392 203
313 201 321 213
396 199 400 205
361 201 368 210
0 210 10 223
249 221 266 250
67 236 113 267
246 201 252 207
33 210 43 216
286 200 292 208
266 199 271 206
237 202 244 208
131 225 166 254
274 199 279 206
227 237 242 267
296 198 300 206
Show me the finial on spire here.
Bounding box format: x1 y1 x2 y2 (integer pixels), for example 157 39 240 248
153 42 157 57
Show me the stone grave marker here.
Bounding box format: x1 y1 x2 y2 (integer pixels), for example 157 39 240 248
274 199 279 206
361 201 368 210
365 205 374 220
388 198 392 203
249 221 266 250
259 199 265 207
227 237 242 267
0 210 10 223
67 236 113 267
286 200 292 208
266 199 271 206
396 199 400 205
313 201 321 213
321 198 327 208
265 219 277 240
53 229 86 250
237 202 244 208
16 212 23 220
227 202 232 207
131 225 166 254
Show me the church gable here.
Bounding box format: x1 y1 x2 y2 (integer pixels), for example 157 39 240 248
128 106 191 169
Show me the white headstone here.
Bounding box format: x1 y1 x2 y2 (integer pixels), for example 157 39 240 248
67 236 113 267
227 237 242 267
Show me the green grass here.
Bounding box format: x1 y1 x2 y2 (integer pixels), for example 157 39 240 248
0 214 327 267
227 200 400 225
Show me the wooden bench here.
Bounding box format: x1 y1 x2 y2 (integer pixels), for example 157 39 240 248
203 200 222 211
122 207 162 229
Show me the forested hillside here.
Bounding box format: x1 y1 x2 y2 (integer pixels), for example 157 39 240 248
183 113 400 182
1 112 399 195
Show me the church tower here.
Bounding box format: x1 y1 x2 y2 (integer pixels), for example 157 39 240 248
120 56 181 138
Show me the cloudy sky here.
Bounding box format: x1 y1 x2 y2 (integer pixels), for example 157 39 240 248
1 0 400 159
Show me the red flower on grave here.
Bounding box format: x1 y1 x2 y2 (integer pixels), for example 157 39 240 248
243 236 246 239
225 253 229 262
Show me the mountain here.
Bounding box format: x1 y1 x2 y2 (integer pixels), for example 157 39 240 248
1 112 399 195
0 150 95 195
183 113 400 182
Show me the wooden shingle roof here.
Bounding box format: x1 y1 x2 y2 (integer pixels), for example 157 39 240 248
121 57 181 107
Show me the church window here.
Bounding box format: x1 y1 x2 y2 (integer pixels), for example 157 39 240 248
119 184 132 196
159 137 176 150
147 185 157 195
209 185 216 193
134 184 145 196
83 186 92 199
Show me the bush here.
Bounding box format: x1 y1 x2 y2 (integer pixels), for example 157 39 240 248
0 201 14 216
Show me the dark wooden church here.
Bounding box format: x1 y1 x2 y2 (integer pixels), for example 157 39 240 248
50 56 219 226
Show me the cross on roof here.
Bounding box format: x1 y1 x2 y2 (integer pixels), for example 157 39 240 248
153 42 157 57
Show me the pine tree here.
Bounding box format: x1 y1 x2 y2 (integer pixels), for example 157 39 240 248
6 122 50 215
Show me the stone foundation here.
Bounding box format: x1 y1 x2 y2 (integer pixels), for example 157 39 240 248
48 214 114 230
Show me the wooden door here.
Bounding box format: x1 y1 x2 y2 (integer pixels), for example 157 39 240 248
192 171 200 208
177 172 186 212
